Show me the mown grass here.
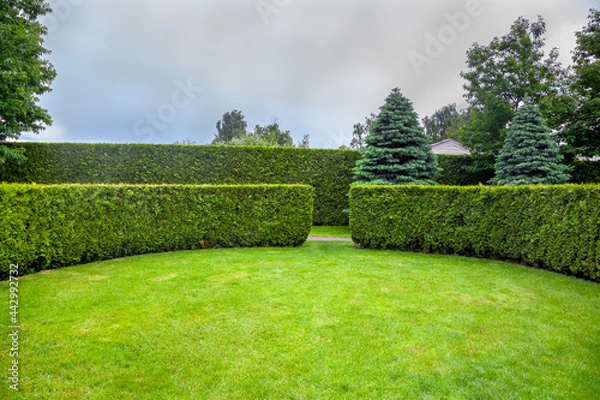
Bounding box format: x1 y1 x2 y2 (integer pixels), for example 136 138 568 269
1 241 599 399
309 225 351 238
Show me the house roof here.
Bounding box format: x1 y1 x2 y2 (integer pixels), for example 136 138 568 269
430 138 471 155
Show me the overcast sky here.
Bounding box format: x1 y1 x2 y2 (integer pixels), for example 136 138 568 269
25 0 597 148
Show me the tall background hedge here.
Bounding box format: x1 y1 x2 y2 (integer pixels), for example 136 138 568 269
0 143 597 225
350 185 600 281
0 184 314 279
0 143 357 226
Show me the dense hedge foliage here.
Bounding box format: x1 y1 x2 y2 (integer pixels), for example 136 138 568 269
0 184 314 279
0 144 498 188
435 156 596 186
350 185 600 281
571 160 600 184
0 143 357 226
435 155 496 185
1 144 597 226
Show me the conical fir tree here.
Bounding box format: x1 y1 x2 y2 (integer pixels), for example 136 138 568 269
354 88 440 185
491 101 571 185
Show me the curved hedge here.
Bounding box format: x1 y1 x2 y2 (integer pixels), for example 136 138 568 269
0 143 358 226
0 184 314 279
1 144 597 227
350 185 600 281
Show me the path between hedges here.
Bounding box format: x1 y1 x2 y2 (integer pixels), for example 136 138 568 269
307 237 353 242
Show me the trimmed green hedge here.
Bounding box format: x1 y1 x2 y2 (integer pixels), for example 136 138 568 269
0 184 314 279
0 143 359 225
1 144 596 226
350 185 600 281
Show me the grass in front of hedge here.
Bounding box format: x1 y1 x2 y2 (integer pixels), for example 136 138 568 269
2 242 599 399
309 225 351 238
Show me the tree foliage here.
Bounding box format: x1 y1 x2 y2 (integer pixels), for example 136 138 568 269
250 120 294 147
353 88 440 185
350 113 376 150
561 9 600 158
212 109 248 144
225 120 295 147
212 111 299 148
0 0 56 166
490 101 570 186
422 104 469 144
297 134 310 148
459 16 568 156
225 135 274 147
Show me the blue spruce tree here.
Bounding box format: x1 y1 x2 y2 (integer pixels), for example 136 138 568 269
354 88 440 185
491 101 571 185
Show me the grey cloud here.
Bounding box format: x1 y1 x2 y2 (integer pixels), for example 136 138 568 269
34 0 594 147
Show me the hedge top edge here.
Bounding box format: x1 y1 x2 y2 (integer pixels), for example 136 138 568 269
351 183 600 191
0 183 315 190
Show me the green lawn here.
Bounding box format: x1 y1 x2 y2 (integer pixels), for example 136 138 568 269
309 225 351 238
2 241 599 399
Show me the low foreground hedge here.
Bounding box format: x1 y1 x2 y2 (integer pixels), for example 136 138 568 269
2 143 598 226
350 185 600 281
0 184 314 279
0 143 358 225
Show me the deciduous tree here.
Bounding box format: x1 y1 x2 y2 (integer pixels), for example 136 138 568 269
297 134 310 148
561 9 600 158
212 110 247 144
350 113 376 150
422 104 469 144
251 120 293 147
223 119 296 147
460 16 568 157
0 0 56 167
